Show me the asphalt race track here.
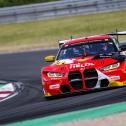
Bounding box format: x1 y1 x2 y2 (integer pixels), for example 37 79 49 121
0 49 126 124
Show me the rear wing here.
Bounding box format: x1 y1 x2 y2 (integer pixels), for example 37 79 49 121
107 31 126 41
108 31 126 36
108 31 126 51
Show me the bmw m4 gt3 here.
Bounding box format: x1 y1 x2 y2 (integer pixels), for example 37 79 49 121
41 33 126 98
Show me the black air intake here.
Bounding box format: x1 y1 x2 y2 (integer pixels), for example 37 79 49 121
84 68 98 88
68 71 83 90
60 85 70 93
100 79 109 87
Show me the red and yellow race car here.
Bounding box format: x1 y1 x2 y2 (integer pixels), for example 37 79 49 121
41 32 126 98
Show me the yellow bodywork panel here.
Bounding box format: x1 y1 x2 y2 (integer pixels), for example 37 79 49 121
108 80 126 87
44 92 52 97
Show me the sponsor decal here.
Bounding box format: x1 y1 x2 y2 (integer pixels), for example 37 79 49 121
110 76 120 80
70 63 94 69
49 84 60 89
50 78 62 80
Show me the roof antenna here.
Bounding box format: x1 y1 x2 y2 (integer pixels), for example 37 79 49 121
116 28 119 41
70 35 73 40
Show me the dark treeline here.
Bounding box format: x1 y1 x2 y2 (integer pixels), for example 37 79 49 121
0 0 60 7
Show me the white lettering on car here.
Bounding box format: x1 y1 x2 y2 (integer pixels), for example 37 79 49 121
110 76 120 80
70 63 94 69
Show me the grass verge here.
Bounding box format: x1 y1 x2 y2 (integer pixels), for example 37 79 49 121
0 10 126 52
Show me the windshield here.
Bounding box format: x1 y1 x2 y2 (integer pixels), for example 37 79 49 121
57 39 118 60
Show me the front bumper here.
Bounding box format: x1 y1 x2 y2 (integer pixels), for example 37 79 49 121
42 69 126 97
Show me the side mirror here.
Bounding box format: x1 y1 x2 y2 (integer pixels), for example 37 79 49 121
120 44 126 51
44 55 55 62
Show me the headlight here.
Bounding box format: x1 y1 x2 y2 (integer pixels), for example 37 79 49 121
47 72 64 77
101 62 120 71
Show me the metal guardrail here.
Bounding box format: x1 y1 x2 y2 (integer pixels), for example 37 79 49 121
0 0 126 24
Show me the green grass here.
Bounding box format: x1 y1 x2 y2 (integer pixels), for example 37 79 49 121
0 10 126 52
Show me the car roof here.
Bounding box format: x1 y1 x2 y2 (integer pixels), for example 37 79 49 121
64 35 112 45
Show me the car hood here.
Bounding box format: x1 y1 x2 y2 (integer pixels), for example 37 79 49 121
42 55 119 72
